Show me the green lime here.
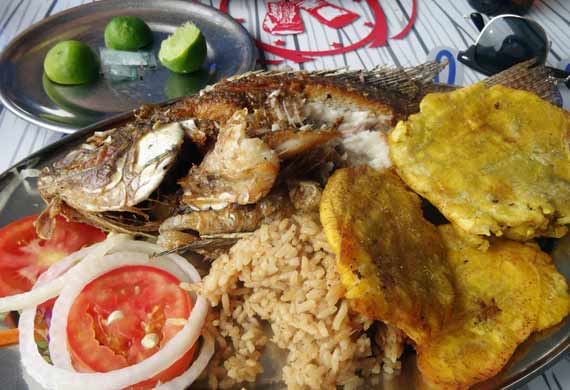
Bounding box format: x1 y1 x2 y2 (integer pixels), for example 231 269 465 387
43 40 99 85
164 69 209 99
104 16 153 51
159 22 207 74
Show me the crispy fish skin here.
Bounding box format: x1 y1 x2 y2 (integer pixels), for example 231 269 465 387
262 129 341 159
160 190 292 236
38 122 184 213
418 225 547 390
157 181 321 247
320 166 456 344
167 72 405 131
389 83 570 244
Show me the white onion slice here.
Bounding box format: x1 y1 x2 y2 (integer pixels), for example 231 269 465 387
20 238 210 390
0 266 66 313
155 331 215 390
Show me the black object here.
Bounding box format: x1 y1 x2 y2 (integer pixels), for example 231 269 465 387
468 0 534 16
458 13 570 87
469 12 486 31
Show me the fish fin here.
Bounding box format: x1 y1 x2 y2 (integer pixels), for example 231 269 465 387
484 59 562 105
153 234 251 257
34 199 62 239
229 60 562 106
227 61 446 99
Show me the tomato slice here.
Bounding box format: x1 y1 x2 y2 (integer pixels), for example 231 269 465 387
0 215 106 297
67 265 195 390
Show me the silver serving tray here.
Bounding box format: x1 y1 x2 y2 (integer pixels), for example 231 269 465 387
0 109 570 389
0 0 256 134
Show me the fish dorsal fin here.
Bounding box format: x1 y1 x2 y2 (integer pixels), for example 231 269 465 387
484 59 562 105
226 61 446 98
219 60 562 115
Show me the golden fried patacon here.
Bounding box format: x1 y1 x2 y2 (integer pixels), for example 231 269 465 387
389 83 570 244
320 166 456 344
418 225 557 390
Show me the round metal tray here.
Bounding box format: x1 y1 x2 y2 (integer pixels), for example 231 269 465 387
0 0 256 133
0 108 569 389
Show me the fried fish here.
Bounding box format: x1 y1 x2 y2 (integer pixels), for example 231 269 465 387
38 64 438 237
389 83 570 246
37 62 563 247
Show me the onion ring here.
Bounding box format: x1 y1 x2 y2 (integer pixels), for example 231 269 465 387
20 238 210 390
155 331 215 390
0 247 82 313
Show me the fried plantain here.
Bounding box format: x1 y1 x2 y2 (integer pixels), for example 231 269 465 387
529 249 570 331
417 225 564 390
389 83 570 245
320 166 456 344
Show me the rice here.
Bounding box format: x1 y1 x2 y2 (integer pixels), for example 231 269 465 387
196 213 404 389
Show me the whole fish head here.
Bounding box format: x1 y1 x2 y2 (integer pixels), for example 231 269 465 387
38 122 185 213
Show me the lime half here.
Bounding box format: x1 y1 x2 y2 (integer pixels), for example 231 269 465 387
159 22 207 74
43 40 99 85
104 16 153 51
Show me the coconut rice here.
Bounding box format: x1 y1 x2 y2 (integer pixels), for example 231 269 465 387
194 213 405 389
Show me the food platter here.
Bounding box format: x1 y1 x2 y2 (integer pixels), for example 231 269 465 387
0 0 568 384
1 78 570 389
0 0 256 134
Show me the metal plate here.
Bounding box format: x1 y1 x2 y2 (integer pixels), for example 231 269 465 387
0 108 569 389
0 0 256 133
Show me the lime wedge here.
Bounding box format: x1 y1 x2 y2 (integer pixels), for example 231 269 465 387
43 40 99 85
104 16 153 51
159 22 207 74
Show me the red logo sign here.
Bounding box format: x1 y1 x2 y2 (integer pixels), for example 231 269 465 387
219 0 417 64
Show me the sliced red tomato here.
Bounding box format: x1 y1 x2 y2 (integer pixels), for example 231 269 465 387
67 265 195 390
0 215 106 297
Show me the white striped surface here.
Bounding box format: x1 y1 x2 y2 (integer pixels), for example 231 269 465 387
0 1 569 389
